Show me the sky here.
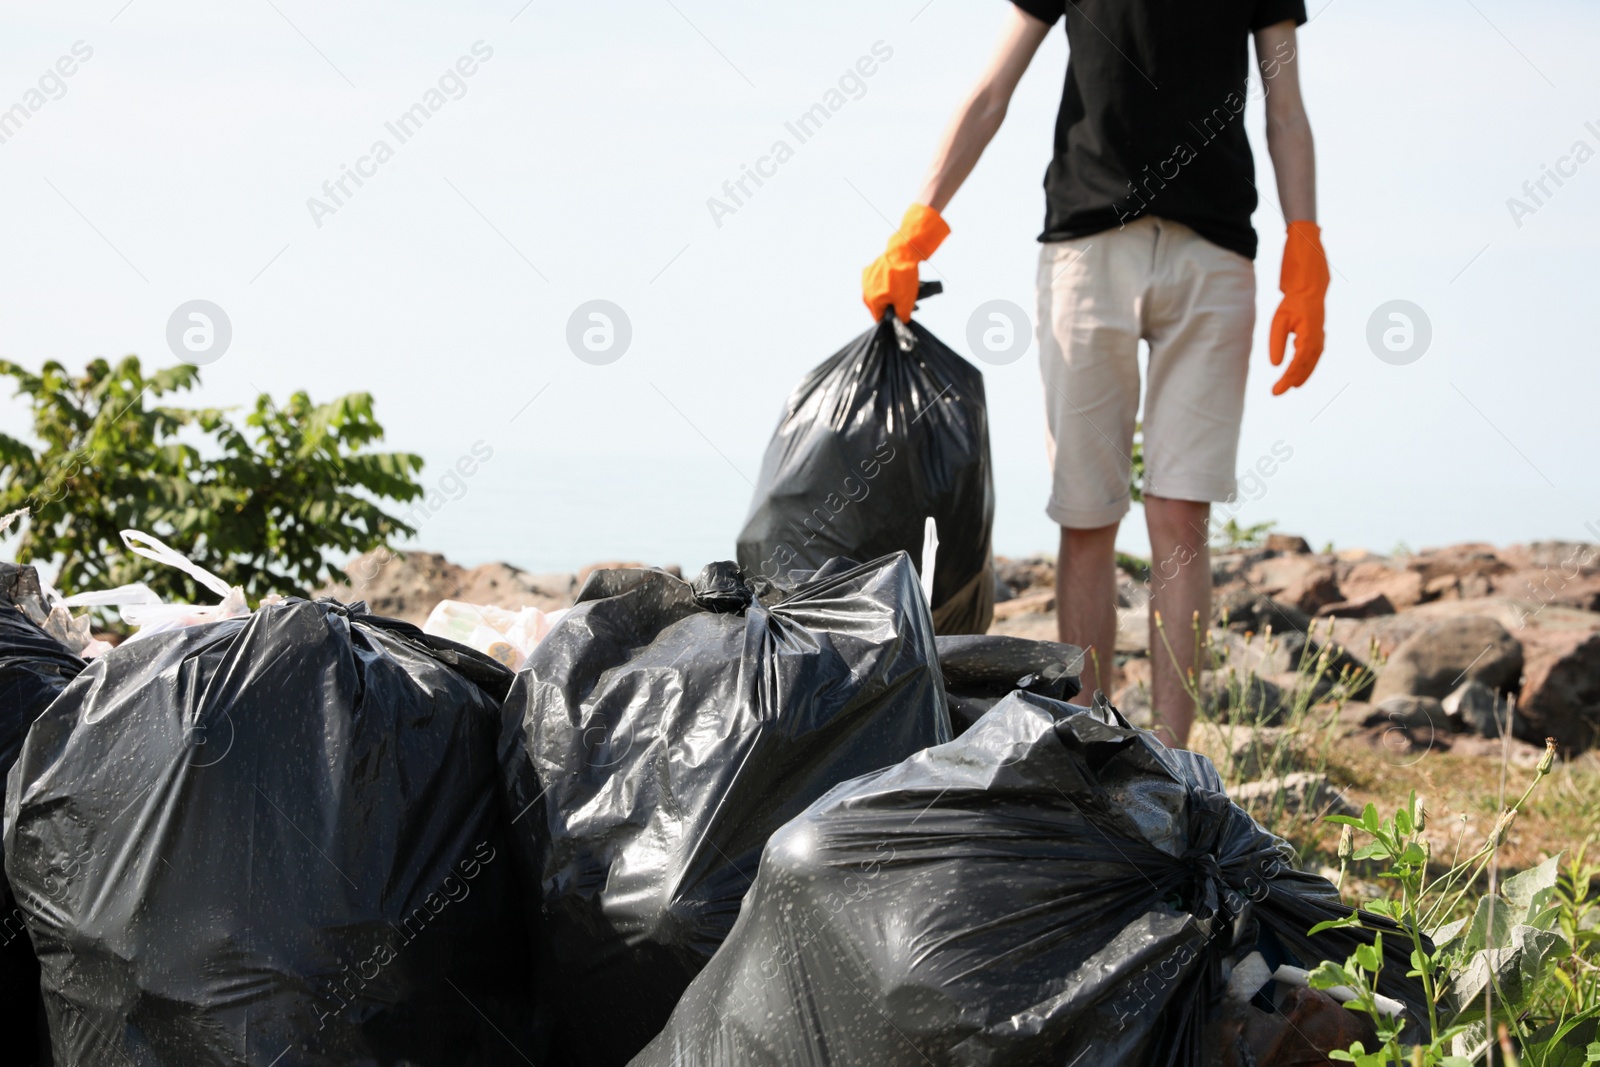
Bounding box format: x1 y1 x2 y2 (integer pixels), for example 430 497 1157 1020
2 0 1598 579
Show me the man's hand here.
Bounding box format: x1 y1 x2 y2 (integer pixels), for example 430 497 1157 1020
862 204 950 322
1255 21 1322 395
1269 220 1328 395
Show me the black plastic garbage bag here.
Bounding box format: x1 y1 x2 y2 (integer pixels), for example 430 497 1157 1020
736 313 995 635
4 598 537 1067
934 633 1081 734
501 553 950 1067
3 563 85 1067
634 691 1427 1067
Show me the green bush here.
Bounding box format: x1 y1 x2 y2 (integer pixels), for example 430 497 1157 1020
0 355 424 604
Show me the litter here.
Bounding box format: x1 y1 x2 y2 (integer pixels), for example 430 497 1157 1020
499 552 950 1066
934 632 1082 733
5 596 538 1066
633 690 1427 1066
736 303 996 635
1 561 86 1067
422 599 565 670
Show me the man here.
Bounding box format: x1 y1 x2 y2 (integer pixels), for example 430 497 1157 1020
862 1 1325 748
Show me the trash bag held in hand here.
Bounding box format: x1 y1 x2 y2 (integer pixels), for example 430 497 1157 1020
500 552 951 1067
4 598 537 1067
635 691 1427 1067
2 562 86 1067
736 310 996 635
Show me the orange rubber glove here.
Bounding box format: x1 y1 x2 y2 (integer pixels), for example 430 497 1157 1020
1268 220 1330 395
862 204 950 322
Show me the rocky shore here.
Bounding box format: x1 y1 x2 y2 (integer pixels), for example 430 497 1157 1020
327 535 1600 757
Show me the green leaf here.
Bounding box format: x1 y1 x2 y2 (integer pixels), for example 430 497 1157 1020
1310 911 1364 936
1430 917 1469 947
1361 803 1381 834
1354 941 1382 973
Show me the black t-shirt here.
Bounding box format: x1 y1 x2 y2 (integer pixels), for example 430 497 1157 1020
1010 0 1306 259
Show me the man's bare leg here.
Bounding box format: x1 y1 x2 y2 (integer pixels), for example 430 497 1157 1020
1144 494 1212 747
1056 522 1119 705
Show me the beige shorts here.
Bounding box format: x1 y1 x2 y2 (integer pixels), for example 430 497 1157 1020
1037 216 1256 529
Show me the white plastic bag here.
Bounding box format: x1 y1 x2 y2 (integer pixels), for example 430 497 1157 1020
114 530 251 642
421 600 565 671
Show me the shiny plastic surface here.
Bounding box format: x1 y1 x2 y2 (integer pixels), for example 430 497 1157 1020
934 633 1082 735
736 316 996 635
5 598 535 1066
2 563 85 1066
500 554 951 1066
634 691 1428 1067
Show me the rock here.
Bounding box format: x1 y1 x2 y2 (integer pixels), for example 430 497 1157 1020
1214 589 1312 637
1338 560 1425 608
1335 699 1374 733
1518 630 1600 750
1407 544 1512 586
1316 592 1396 619
987 608 1061 643
1209 629 1299 676
1499 541 1600 573
991 588 1054 621
1370 616 1523 702
1248 554 1343 614
1441 679 1510 738
1264 533 1312 554
1357 719 1450 760
992 571 1014 604
1116 603 1150 655
1204 670 1288 726
1189 722 1301 781
1116 571 1149 610
458 562 575 613
1230 772 1357 818
1111 682 1154 729
322 548 469 625
1364 695 1446 731
1424 575 1462 600
994 555 1055 596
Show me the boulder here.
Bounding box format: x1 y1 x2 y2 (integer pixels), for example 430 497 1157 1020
1440 679 1509 738
1189 722 1301 781
991 588 1054 621
1248 554 1343 614
1214 588 1312 636
1229 772 1356 818
994 555 1055 596
1518 630 1600 750
1203 670 1289 726
321 548 468 625
1316 592 1396 619
1110 681 1154 729
458 562 575 613
1370 616 1523 702
1264 533 1313 554
1363 695 1446 731
1406 544 1512 586
1337 561 1425 610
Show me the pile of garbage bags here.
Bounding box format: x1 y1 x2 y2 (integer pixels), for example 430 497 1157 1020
4 522 1424 1067
635 690 1426 1066
738 313 996 636
499 553 951 1066
5 597 537 1066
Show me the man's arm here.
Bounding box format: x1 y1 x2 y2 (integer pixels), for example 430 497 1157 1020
918 7 1053 212
1255 20 1315 222
862 6 1051 321
1256 19 1327 395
